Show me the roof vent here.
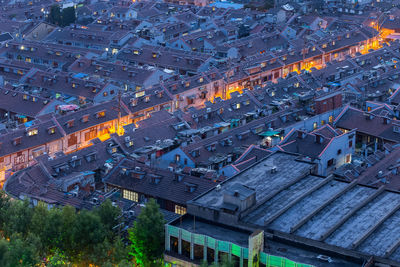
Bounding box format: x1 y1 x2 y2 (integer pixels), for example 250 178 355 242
271 166 277 174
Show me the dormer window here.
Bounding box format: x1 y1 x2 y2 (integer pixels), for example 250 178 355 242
27 128 38 136
206 142 217 152
191 149 200 158
150 174 162 184
185 182 197 193
96 111 105 118
13 136 22 146
48 126 56 134
220 137 233 146
85 152 97 162
81 115 89 123
66 120 74 128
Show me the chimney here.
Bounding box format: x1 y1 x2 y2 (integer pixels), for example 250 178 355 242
297 130 306 139
383 117 390 124
315 133 323 144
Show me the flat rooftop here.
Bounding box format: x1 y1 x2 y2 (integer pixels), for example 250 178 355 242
171 215 360 267
244 174 400 265
192 151 315 209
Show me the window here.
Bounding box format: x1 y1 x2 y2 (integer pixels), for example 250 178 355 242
27 128 38 136
13 137 22 146
337 149 342 155
96 111 105 118
103 92 108 97
327 158 334 167
349 140 353 148
175 154 181 163
81 115 89 123
48 127 56 134
329 115 333 123
313 122 317 129
321 120 325 125
123 189 138 202
175 205 186 215
135 91 145 98
85 128 97 141
66 120 74 128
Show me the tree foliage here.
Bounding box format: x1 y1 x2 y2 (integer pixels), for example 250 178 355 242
0 194 129 266
48 5 76 27
128 199 165 266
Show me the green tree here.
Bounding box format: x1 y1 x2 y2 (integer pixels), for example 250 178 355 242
94 199 121 238
128 199 165 266
0 191 10 228
59 205 77 256
3 199 33 238
4 234 41 267
72 209 106 264
48 5 76 27
48 5 61 25
61 7 76 27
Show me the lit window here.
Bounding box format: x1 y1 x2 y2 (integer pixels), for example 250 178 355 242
329 115 333 123
123 189 138 202
135 91 145 98
96 111 105 118
199 77 204 83
313 122 317 129
27 128 38 136
48 127 56 134
236 103 240 109
133 50 139 55
175 205 186 215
